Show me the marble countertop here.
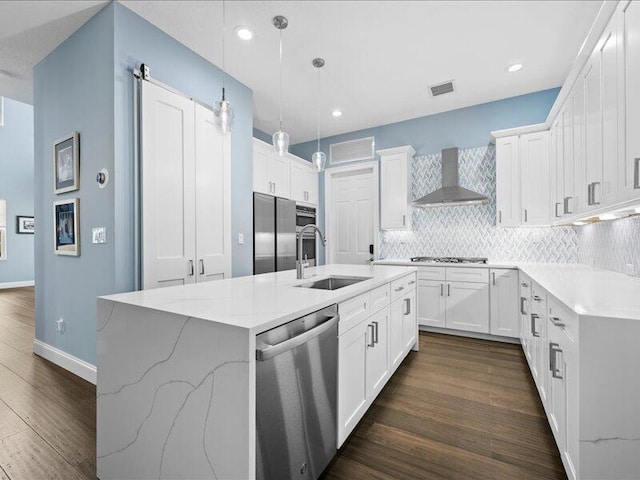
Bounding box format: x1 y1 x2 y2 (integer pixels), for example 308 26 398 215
374 259 518 269
100 264 416 334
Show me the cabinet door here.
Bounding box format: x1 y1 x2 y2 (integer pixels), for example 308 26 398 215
445 282 490 334
584 52 602 208
253 139 271 195
548 324 566 460
366 307 389 400
402 289 417 351
600 22 620 206
622 1 640 200
489 269 519 337
338 319 369 447
195 104 231 282
495 136 521 226
141 81 196 289
380 153 410 230
572 81 587 214
563 101 575 215
551 117 565 220
417 280 446 328
270 154 291 199
519 275 532 361
520 131 551 226
388 297 405 371
289 158 306 203
305 168 319 206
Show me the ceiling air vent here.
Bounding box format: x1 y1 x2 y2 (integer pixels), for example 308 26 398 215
329 136 375 165
429 80 455 98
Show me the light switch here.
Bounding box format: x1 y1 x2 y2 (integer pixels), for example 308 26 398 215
238 233 244 245
92 227 106 244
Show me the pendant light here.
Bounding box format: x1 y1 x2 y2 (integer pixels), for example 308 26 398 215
311 58 327 173
272 15 290 156
213 0 234 133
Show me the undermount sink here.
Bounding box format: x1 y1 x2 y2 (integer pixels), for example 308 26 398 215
295 275 371 291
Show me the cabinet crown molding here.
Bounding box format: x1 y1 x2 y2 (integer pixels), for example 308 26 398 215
376 145 416 157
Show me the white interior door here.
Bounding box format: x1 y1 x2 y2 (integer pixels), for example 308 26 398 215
328 167 376 265
195 103 232 282
141 81 196 289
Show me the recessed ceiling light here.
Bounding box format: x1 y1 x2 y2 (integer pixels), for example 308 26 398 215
234 26 254 40
507 63 523 73
331 109 342 117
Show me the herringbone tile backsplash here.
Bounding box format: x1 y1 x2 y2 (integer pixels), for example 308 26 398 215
379 145 579 262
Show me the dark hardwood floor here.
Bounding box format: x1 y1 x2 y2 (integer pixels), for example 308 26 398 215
0 287 565 480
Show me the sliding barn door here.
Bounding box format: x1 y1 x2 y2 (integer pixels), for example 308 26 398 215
194 103 232 282
141 81 196 289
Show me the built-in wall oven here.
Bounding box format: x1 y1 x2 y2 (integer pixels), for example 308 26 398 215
296 205 317 267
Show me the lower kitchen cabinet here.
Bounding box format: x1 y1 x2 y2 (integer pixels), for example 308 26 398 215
338 273 417 447
489 269 520 337
446 281 490 333
417 279 446 328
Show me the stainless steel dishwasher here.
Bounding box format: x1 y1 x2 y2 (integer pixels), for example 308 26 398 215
256 305 338 480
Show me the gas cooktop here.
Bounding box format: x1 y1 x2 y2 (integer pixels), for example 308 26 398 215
409 256 488 264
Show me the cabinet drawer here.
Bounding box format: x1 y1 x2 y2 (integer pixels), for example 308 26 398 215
417 266 445 281
338 292 370 336
531 281 547 313
390 274 416 302
370 284 391 314
547 294 578 340
446 267 489 283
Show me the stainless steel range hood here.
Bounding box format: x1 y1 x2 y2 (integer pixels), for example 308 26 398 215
413 147 489 207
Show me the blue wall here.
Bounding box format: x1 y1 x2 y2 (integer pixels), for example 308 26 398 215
290 88 560 264
253 128 271 143
34 2 254 367
0 98 34 285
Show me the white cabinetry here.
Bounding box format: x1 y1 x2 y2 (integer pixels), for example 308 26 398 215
290 156 318 206
417 279 446 328
141 82 231 289
253 138 290 198
489 269 519 337
379 146 415 230
520 131 551 226
337 273 416 447
496 136 521 226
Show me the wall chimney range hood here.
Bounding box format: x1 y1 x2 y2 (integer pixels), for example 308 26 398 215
413 147 489 207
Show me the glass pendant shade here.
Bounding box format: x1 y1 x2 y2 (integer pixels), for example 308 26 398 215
312 150 326 172
273 130 290 156
213 98 234 133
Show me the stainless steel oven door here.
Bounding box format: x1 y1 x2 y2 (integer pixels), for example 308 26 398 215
296 232 316 266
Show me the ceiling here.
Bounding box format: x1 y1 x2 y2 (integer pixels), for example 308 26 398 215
0 1 602 144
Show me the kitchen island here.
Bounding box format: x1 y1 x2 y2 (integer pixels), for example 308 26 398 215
97 264 417 480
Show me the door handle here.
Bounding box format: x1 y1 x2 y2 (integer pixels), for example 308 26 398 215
492 272 496 286
404 298 411 315
520 297 527 315
188 260 195 276
368 324 375 348
550 316 566 328
564 196 573 214
447 284 451 297
592 182 601 205
635 158 640 189
199 259 205 275
395 286 404 292
524 209 528 223
555 202 562 218
402 214 406 226
549 342 563 379
587 183 593 205
530 313 540 337
440 283 444 296
372 320 379 344
498 210 502 224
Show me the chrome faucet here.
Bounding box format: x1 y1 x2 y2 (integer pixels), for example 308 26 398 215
297 224 326 279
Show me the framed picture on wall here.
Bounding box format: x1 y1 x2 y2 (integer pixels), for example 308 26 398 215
0 228 6 260
53 132 80 194
54 198 80 256
16 216 34 234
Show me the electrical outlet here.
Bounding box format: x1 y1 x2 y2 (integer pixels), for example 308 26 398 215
92 227 106 244
56 318 65 333
238 233 244 245
623 263 636 276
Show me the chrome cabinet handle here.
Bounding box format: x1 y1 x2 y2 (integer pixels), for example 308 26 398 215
555 202 562 218
447 284 451 297
395 286 404 292
199 259 205 275
372 321 379 344
520 297 527 315
492 272 496 286
587 183 593 205
589 181 601 205
592 181 601 205
368 324 375 348
533 295 542 302
521 282 529 288
635 158 640 189
498 210 502 224
404 298 411 315
550 316 566 328
530 313 540 337
549 342 563 379
408 280 416 285
402 214 406 226
440 283 444 296
564 196 573 215
524 209 528 223
188 260 195 276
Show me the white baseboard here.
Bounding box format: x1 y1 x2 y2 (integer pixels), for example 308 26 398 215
419 325 520 344
33 339 96 384
0 280 35 289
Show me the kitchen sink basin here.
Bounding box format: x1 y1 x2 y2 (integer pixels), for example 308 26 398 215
295 275 371 291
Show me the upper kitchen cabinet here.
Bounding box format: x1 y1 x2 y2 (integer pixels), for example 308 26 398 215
379 146 415 230
620 0 640 201
496 136 521 226
520 131 551 226
253 138 291 199
290 155 318 206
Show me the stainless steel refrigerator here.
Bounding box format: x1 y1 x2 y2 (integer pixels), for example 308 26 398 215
254 193 297 274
